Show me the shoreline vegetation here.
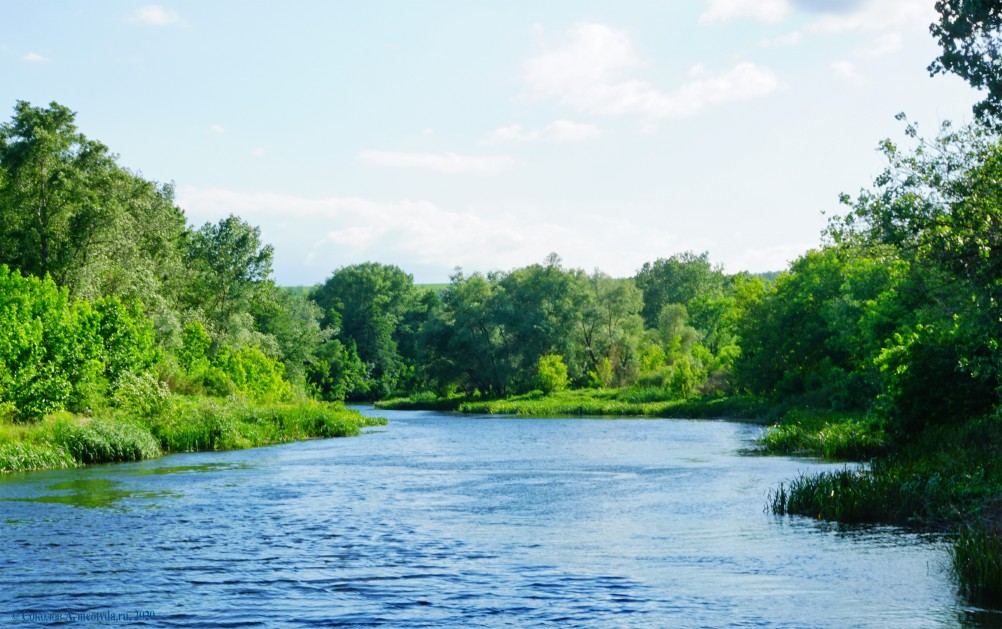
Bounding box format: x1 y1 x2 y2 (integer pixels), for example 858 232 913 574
0 398 385 475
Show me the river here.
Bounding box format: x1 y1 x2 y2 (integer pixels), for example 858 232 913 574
0 408 986 627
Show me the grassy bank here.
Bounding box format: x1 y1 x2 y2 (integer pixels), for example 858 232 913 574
757 409 886 461
0 397 386 474
768 414 1002 606
378 389 769 420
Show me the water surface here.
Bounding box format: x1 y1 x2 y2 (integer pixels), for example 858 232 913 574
0 409 988 627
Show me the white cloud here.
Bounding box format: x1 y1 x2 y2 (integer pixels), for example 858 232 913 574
807 0 932 33
523 23 782 120
129 5 183 26
759 31 803 48
485 120 602 144
855 31 903 57
21 52 49 63
700 0 790 24
830 60 867 85
175 187 700 281
734 242 815 274
209 124 226 135
251 147 266 158
358 150 514 174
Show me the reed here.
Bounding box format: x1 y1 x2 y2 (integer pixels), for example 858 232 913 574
53 417 161 464
759 414 885 460
951 525 1002 607
0 440 76 473
768 467 894 523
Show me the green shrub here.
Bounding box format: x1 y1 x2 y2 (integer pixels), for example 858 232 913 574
53 417 161 464
759 411 885 460
0 440 75 473
536 354 569 394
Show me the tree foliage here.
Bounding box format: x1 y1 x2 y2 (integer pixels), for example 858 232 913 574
930 1 1002 125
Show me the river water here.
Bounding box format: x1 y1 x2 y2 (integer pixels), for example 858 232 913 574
0 408 990 627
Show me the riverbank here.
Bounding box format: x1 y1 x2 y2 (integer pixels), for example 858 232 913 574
378 389 770 420
378 390 887 460
0 396 386 474
769 412 1002 606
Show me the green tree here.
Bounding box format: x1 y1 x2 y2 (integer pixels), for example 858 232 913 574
0 101 116 285
574 272 645 387
185 214 274 334
310 262 419 399
634 251 724 327
929 1 1002 125
831 118 1002 431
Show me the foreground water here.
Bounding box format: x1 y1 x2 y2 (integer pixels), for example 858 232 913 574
0 409 991 627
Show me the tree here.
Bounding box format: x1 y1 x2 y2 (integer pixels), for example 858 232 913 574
252 286 332 385
185 214 274 334
574 272 645 386
634 252 724 327
0 101 116 286
310 262 419 399
830 118 1002 430
419 270 513 396
929 1 1002 125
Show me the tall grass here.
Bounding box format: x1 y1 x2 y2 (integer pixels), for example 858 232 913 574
147 397 386 453
419 389 769 419
0 440 76 473
759 410 885 460
951 525 1002 607
768 467 894 523
52 417 161 464
0 397 386 473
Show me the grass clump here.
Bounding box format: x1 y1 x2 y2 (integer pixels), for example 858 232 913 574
148 397 386 453
951 525 1002 607
53 417 161 464
759 409 886 460
0 440 76 473
1 396 386 473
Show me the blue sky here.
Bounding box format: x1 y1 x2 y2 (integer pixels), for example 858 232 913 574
1 0 981 284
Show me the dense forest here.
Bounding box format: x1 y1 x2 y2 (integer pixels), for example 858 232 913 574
0 1 1000 605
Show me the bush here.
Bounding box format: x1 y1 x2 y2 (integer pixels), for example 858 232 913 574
0 440 75 473
53 417 161 464
536 354 569 394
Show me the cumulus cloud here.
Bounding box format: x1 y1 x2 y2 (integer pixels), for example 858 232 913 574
129 4 183 26
250 147 266 158
699 0 790 24
523 23 782 120
21 52 49 63
485 120 602 144
209 124 226 135
807 0 932 33
855 31 903 57
175 187 711 282
759 31 803 48
830 60 867 85
358 150 514 174
791 0 863 14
